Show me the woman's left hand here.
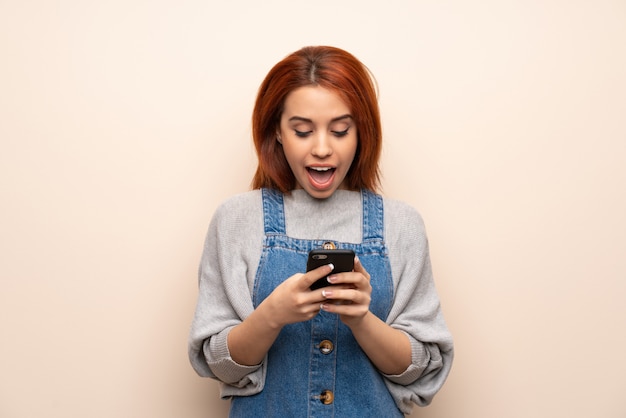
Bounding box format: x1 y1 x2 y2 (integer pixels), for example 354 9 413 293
319 256 372 327
319 255 412 375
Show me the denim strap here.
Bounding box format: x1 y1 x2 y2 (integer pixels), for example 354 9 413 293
361 189 384 242
261 188 286 235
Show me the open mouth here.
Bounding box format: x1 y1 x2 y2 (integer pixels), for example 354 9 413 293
307 166 336 188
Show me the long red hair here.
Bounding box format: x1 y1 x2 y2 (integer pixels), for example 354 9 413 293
251 46 382 193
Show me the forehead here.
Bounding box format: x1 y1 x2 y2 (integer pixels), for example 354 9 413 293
282 86 351 120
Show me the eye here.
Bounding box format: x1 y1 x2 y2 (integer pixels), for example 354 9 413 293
332 128 350 138
295 130 313 138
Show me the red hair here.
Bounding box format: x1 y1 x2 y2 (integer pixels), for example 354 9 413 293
251 46 382 193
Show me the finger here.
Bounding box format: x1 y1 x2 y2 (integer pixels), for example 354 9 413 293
329 264 368 286
321 300 365 316
321 287 357 302
327 272 359 286
300 263 334 289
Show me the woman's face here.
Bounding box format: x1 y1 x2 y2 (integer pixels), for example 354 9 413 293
278 86 357 199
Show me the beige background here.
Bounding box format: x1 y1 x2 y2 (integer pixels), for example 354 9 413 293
1 1 625 417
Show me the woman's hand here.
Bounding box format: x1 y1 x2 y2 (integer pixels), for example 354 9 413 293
318 256 372 327
228 263 333 366
260 264 333 329
318 256 412 375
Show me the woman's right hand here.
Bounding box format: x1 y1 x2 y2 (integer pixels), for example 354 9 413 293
227 263 334 366
260 263 335 329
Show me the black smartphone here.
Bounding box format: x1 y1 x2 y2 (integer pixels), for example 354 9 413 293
307 249 355 290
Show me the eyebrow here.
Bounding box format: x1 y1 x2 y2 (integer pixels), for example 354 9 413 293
288 114 353 124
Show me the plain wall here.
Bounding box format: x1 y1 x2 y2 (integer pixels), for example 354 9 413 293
1 1 625 417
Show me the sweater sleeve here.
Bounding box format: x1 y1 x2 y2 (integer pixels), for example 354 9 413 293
187 192 267 397
382 200 454 413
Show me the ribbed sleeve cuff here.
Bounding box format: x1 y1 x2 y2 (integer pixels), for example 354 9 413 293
205 328 263 386
382 333 427 385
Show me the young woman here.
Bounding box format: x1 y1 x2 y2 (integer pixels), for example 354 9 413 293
189 46 453 417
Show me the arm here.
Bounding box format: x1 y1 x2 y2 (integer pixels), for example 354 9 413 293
228 264 335 366
188 192 268 389
344 310 412 376
380 200 454 412
319 256 412 375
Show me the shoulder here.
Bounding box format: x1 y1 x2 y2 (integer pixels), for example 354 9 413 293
214 190 263 218
382 196 426 230
381 196 428 249
209 190 264 239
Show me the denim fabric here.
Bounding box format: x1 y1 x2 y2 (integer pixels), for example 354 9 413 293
229 189 402 417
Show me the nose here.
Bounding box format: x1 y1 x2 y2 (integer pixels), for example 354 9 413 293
311 133 333 158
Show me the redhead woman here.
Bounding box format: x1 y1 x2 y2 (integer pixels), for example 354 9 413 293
189 46 453 417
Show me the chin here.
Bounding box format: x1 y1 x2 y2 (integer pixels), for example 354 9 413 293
305 186 338 200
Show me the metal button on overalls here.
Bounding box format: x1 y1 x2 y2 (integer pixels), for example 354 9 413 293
322 241 336 250
320 390 334 405
319 340 334 355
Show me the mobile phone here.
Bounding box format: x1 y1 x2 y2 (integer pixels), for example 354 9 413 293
307 249 355 290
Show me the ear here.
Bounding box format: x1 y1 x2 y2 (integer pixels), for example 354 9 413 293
276 133 282 144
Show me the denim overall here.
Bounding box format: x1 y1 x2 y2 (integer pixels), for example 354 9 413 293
229 188 402 417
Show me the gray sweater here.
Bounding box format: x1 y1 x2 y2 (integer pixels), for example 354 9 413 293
188 189 453 414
